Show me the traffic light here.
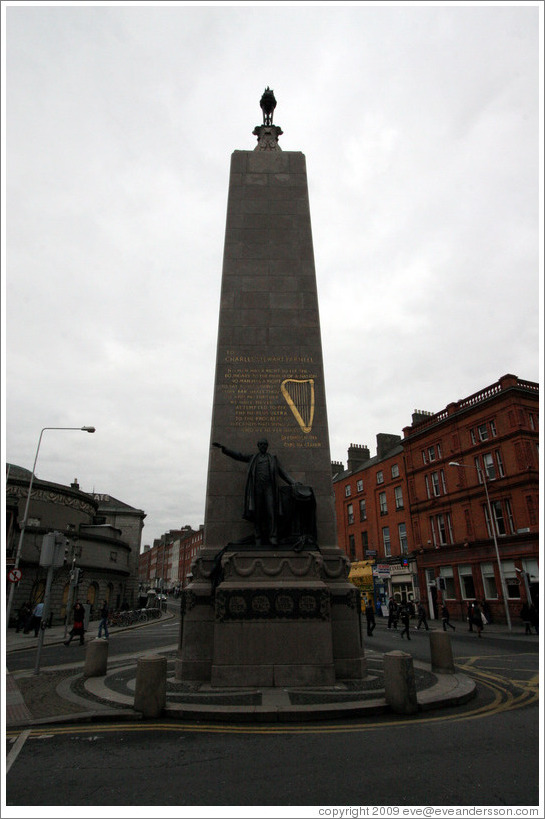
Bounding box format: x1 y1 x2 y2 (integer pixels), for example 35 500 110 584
39 532 57 567
53 532 70 567
71 568 83 585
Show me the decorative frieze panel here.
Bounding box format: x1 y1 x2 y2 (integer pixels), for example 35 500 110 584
7 485 96 515
215 587 330 622
181 589 214 615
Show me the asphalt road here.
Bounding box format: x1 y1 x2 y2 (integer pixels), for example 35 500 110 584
5 614 540 810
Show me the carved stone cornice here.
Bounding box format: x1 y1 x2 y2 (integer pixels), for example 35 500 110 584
7 484 96 516
222 553 322 580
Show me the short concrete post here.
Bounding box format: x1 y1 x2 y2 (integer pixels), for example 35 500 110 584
383 650 418 714
83 638 109 678
429 631 455 674
134 655 167 718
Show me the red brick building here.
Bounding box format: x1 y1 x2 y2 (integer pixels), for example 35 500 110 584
404 374 539 624
333 434 416 610
333 374 539 624
138 526 203 594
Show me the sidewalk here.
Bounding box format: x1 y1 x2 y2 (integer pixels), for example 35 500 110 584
5 615 538 729
372 615 540 641
5 611 175 728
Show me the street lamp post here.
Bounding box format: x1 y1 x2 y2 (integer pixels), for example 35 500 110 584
6 426 96 626
449 461 512 630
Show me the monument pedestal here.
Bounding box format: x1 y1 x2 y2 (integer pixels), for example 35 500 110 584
176 547 366 687
211 549 335 687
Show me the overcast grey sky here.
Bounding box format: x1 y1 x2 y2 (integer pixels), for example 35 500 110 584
3 2 542 550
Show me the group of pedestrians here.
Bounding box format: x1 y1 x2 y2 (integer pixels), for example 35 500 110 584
63 599 110 646
15 601 45 636
15 597 110 645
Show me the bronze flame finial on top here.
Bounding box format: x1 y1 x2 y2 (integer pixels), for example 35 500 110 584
260 87 277 125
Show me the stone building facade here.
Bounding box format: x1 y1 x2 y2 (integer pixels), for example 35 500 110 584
6 465 145 624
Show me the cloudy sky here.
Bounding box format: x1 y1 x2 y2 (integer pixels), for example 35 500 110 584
3 2 542 550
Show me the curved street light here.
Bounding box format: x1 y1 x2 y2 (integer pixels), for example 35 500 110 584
6 426 96 625
448 461 512 630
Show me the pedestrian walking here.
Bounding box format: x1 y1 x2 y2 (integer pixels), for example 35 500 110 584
31 601 44 636
97 599 110 640
400 605 411 640
482 600 492 625
416 602 429 630
16 602 31 633
441 603 455 631
365 601 376 637
64 602 85 646
467 602 475 632
471 601 484 638
387 599 399 630
520 603 532 635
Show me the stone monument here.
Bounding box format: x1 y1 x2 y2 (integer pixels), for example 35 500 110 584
176 90 365 687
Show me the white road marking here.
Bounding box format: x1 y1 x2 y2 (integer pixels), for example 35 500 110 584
6 729 31 775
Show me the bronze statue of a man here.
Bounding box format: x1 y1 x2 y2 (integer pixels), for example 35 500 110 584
212 438 295 546
260 87 277 125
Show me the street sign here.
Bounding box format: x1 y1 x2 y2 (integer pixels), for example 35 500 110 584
8 568 22 583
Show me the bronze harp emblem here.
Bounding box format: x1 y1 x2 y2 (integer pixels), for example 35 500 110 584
281 378 315 434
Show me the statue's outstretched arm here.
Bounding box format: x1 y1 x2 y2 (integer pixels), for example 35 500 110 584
212 442 251 463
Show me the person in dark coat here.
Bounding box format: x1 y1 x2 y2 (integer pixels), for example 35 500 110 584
441 603 456 631
482 600 492 625
365 601 376 637
471 601 484 637
16 602 31 633
520 603 532 634
64 602 85 646
416 602 429 630
467 602 475 632
387 599 399 630
213 438 297 546
400 605 411 640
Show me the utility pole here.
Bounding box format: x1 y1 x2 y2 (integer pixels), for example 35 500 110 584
34 531 69 675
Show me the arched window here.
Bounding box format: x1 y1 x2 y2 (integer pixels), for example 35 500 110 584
86 582 99 616
30 579 45 606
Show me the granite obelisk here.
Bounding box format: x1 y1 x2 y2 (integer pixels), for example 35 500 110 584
176 91 365 686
